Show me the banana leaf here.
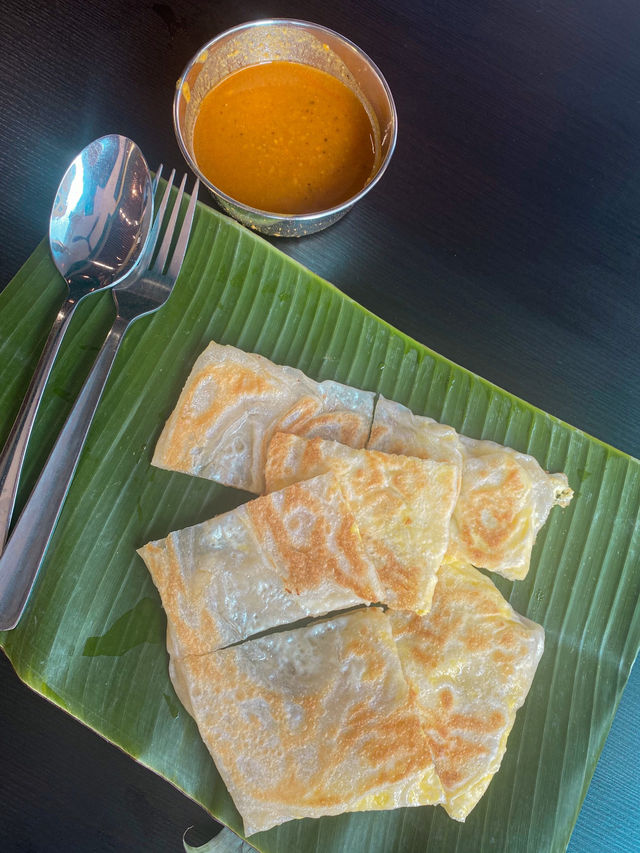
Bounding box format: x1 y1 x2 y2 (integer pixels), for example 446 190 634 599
1 196 639 853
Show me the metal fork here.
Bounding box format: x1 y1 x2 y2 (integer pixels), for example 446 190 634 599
0 169 199 630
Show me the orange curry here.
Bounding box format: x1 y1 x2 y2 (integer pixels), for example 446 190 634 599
193 60 377 214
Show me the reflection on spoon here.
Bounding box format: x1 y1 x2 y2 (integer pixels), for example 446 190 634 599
0 134 153 552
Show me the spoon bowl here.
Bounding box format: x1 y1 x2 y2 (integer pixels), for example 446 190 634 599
49 134 153 291
0 135 152 552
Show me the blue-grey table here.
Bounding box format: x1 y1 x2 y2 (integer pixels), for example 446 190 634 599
1 1 638 850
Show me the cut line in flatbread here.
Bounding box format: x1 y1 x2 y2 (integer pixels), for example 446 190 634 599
168 608 444 835
264 432 460 613
137 473 383 653
139 345 569 832
367 394 464 472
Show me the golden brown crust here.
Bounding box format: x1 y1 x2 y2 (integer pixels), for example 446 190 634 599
367 396 573 581
156 362 276 471
246 475 383 602
151 342 375 494
390 562 544 821
265 433 459 613
143 352 569 830
168 608 443 835
450 437 574 579
274 378 375 451
447 451 534 575
137 539 218 655
152 343 321 493
137 474 382 653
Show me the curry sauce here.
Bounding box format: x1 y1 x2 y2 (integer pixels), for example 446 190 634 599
193 60 377 214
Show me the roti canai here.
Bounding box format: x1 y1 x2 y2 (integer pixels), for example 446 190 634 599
152 342 375 493
137 473 383 653
265 432 460 613
389 561 545 820
168 608 444 836
367 396 573 579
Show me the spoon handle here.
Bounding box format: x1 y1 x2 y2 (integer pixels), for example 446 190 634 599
0 315 129 630
0 296 77 553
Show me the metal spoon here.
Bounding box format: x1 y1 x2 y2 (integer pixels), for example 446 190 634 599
0 134 153 552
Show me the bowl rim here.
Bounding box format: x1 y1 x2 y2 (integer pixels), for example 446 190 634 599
173 17 398 223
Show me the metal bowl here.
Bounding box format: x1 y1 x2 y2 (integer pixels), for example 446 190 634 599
173 19 397 237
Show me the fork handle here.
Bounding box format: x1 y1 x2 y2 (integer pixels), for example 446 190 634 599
0 296 78 554
0 314 129 630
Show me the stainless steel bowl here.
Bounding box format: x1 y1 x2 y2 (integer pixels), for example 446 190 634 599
173 19 397 237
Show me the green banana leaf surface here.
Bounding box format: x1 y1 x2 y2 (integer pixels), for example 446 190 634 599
1 195 639 853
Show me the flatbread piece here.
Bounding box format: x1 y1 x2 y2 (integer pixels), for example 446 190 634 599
168 608 443 835
265 432 460 613
152 342 375 493
390 561 545 820
367 396 573 579
137 473 383 652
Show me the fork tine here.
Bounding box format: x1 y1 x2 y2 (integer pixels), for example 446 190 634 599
153 172 187 274
145 168 175 267
151 163 163 195
167 179 200 279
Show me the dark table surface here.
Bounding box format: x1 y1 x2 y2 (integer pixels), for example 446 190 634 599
1 1 639 851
